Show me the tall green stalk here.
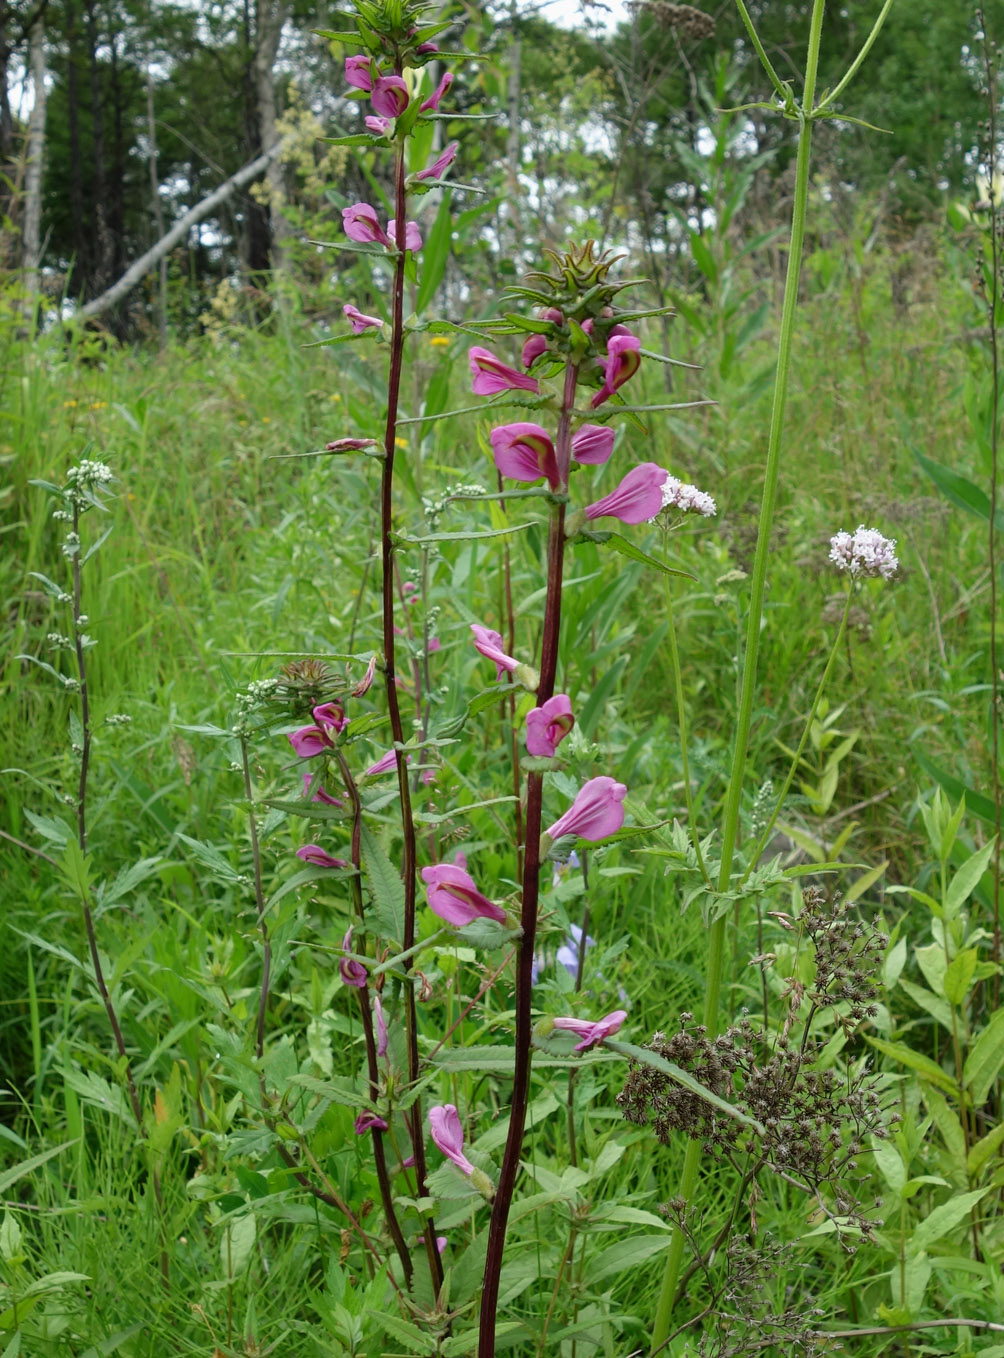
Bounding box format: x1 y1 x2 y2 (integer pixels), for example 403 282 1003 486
650 1 827 1346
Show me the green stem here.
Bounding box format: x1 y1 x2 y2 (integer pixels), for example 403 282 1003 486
649 4 826 1348
741 588 853 884
662 562 709 884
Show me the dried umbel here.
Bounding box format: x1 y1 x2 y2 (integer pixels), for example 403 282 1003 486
628 1 715 41
618 890 892 1239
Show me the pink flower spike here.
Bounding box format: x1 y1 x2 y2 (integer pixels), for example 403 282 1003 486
470 623 519 679
429 1104 475 1175
313 701 348 735
297 844 348 869
355 1110 389 1133
419 70 453 112
345 55 375 91
521 333 547 368
289 725 332 758
421 862 507 927
342 202 392 247
340 927 368 988
571 424 615 465
371 74 410 118
590 332 642 408
374 992 389 1057
553 1009 628 1051
585 463 668 526
547 776 627 843
387 218 423 252
352 654 377 696
365 115 392 135
344 303 382 333
415 141 459 182
302 773 342 807
526 694 575 757
469 347 540 396
490 423 560 489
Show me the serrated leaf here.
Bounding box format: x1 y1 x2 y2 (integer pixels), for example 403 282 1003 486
359 822 404 941
176 833 242 884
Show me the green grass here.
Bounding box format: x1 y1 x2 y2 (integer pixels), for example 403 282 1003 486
0 210 1001 1356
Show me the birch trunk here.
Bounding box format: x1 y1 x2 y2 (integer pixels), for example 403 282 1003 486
22 16 47 300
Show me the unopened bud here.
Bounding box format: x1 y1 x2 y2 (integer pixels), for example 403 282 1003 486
469 1167 495 1200
513 662 539 692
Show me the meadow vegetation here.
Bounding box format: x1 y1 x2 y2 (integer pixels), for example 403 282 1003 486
2 2 1004 1355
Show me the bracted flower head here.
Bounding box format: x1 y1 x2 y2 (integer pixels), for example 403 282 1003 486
469 347 540 396
428 1103 475 1175
340 927 368 988
546 776 627 842
422 862 507 926
371 74 409 118
344 303 383 333
415 142 458 182
828 525 899 580
571 424 615 465
553 1008 627 1051
420 70 453 112
585 463 668 526
297 844 348 869
526 693 574 757
490 423 560 490
313 701 347 735
591 332 642 408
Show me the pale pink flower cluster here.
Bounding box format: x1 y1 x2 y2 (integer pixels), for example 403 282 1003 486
828 525 899 580
653 475 717 519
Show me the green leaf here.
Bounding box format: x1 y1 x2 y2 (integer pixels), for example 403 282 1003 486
943 947 979 1006
919 1083 967 1168
359 822 404 941
964 1007 1004 1104
907 1188 987 1255
865 1037 956 1095
415 190 453 315
585 531 694 579
0 1139 78 1196
584 1233 673 1285
968 1119 1004 1177
59 838 91 902
946 840 996 917
913 447 1004 532
913 750 999 828
176 833 242 885
367 1310 430 1352
394 522 541 545
220 1213 256 1279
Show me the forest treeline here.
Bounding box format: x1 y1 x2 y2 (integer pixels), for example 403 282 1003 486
1 0 1000 337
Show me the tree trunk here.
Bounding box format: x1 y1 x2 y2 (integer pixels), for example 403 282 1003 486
145 67 167 344
22 13 47 303
65 0 86 283
254 0 289 278
78 142 284 320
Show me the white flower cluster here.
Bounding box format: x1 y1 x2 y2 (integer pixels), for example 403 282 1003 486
828 525 899 580
65 460 114 489
656 475 717 518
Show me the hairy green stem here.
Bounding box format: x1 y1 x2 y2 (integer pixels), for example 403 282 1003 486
661 564 709 884
650 2 826 1346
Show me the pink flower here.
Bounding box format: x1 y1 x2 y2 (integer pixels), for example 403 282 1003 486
289 725 332 758
371 74 409 118
422 767 437 785
342 203 420 253
313 701 348 735
340 927 367 988
591 332 642 408
363 749 409 777
297 844 348 869
553 1009 627 1051
526 694 574 757
585 463 668 526
302 773 342 806
365 115 391 135
387 218 423 252
469 347 539 396
490 423 560 489
547 776 627 842
571 424 615 465
470 623 518 679
415 142 458 182
521 334 547 368
420 70 453 112
351 654 377 696
374 993 389 1056
355 1110 389 1133
326 436 378 452
829 525 898 580
344 303 382 333
345 55 375 91
429 1104 475 1175
421 862 507 926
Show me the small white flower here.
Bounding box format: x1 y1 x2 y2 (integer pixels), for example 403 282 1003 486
652 475 717 519
828 525 899 580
